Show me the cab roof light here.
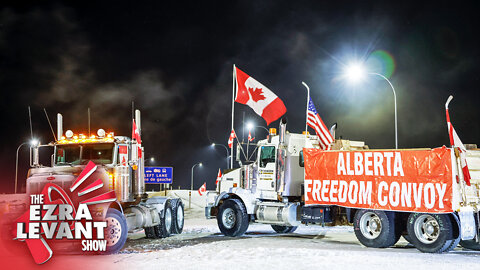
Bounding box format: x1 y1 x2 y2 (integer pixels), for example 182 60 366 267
97 129 106 138
65 130 74 139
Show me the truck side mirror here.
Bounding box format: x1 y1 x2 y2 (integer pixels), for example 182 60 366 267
299 150 304 167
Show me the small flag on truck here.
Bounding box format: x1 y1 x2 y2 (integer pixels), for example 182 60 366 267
215 169 222 185
307 97 334 150
228 129 236 148
198 182 206 196
248 131 254 142
445 95 471 186
132 119 142 158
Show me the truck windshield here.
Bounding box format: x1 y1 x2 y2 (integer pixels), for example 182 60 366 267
259 146 276 168
55 143 115 166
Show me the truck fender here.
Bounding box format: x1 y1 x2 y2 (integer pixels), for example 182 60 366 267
146 196 171 217
108 200 124 215
214 190 256 215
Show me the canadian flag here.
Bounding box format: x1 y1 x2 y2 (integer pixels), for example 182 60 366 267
215 169 222 185
235 67 287 125
446 96 471 186
132 119 142 158
198 182 206 196
228 129 236 148
248 131 254 142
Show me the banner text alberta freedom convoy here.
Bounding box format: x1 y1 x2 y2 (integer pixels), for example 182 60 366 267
304 148 454 212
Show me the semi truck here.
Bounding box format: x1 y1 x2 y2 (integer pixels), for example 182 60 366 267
9 110 184 254
206 118 480 253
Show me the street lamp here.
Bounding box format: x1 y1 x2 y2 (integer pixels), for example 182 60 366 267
246 121 269 133
189 162 203 208
15 139 39 194
150 157 155 163
247 122 269 133
344 63 398 149
211 143 229 169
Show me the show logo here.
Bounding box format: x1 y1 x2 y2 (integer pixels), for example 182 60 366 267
12 161 117 264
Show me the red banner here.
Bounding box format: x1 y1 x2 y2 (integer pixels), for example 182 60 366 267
304 147 454 213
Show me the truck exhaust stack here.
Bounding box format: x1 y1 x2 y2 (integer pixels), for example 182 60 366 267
57 113 63 139
279 117 287 145
135 109 145 197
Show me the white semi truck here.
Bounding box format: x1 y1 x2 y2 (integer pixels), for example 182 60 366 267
206 118 480 253
14 110 184 253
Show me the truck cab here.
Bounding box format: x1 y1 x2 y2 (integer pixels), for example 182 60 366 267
23 110 185 254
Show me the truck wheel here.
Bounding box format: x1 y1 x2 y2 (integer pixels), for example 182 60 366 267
271 225 297 233
406 213 453 253
171 199 184 234
460 239 480 251
217 199 249 237
105 208 128 254
353 209 397 248
154 200 173 238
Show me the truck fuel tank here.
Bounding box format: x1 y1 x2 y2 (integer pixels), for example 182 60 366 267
255 201 300 226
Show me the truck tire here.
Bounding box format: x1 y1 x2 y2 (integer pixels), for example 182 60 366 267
444 235 461 252
217 199 249 237
406 213 453 253
353 209 397 248
171 199 184 234
105 208 128 254
144 226 157 239
460 239 480 251
154 200 173 238
403 234 415 245
271 225 297 234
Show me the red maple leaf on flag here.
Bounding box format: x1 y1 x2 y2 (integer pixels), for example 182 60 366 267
248 87 266 102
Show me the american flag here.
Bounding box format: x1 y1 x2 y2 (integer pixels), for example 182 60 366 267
307 97 334 150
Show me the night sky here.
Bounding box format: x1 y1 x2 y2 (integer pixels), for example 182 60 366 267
1 1 479 193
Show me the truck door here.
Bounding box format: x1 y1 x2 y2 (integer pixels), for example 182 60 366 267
257 145 276 194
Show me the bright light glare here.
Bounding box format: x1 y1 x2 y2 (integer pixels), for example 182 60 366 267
211 143 215 147
150 157 155 162
246 122 254 131
199 162 203 167
30 139 39 146
345 63 366 83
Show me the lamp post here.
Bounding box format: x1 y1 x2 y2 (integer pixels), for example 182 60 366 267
189 162 203 208
211 143 229 169
302 82 310 145
369 72 397 149
15 139 39 194
345 64 398 149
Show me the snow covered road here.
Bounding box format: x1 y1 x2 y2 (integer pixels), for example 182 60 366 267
111 208 480 270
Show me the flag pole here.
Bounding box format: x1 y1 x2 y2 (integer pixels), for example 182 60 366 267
231 64 236 169
302 82 310 145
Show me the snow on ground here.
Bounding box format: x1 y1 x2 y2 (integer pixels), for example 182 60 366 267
111 191 480 270
2 191 480 269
